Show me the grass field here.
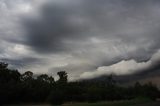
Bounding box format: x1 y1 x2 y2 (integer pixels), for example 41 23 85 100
62 98 153 106
6 98 160 106
62 101 160 106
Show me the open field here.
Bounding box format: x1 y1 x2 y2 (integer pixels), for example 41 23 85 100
64 102 160 106
6 99 160 106
5 102 160 106
62 101 160 106
61 98 160 106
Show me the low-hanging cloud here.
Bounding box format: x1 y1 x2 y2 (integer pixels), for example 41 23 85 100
80 50 160 80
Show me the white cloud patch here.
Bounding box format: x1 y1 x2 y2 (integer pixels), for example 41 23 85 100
79 50 160 80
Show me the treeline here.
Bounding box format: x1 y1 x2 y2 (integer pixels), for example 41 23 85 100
0 62 160 105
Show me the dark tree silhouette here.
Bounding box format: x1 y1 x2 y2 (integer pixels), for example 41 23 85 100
0 62 8 69
57 71 68 83
0 62 159 105
21 71 33 81
37 74 55 84
106 74 116 87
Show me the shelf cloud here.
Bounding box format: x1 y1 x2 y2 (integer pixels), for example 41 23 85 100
80 50 160 80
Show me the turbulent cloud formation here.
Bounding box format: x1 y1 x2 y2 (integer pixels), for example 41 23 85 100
25 0 160 55
1 0 160 80
80 50 160 80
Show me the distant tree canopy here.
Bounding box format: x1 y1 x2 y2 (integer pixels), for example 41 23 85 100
0 62 160 105
0 62 8 69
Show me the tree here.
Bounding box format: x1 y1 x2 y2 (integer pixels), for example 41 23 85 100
57 71 68 83
0 62 9 83
0 61 160 105
21 71 33 81
10 70 21 82
106 74 116 87
0 62 8 70
37 74 55 84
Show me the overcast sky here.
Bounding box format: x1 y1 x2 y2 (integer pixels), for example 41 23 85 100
1 0 160 81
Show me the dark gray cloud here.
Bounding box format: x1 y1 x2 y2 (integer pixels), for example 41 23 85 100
24 2 89 53
24 0 160 56
1 0 160 80
0 57 44 69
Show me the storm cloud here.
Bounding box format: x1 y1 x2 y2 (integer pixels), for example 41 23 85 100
80 50 160 80
1 0 160 80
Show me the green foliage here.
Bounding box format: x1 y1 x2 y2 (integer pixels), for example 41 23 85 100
0 62 159 105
